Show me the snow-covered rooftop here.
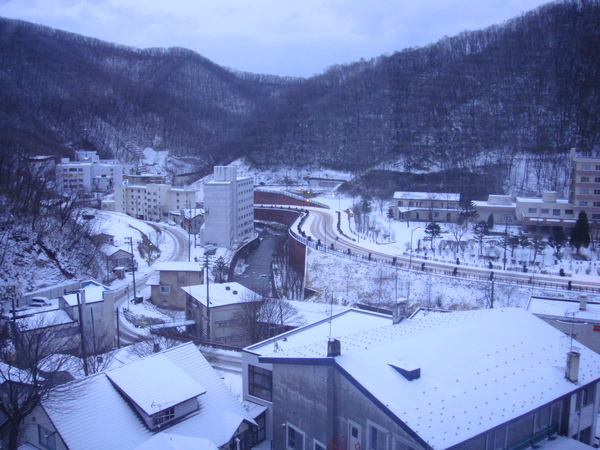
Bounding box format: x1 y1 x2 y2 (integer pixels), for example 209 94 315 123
182 282 258 308
260 308 600 448
527 296 600 322
43 342 254 449
154 262 204 272
393 191 460 201
62 282 110 307
246 308 392 356
105 352 206 415
516 197 570 204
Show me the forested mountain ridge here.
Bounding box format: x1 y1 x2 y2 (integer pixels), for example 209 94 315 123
0 17 294 166
0 0 599 194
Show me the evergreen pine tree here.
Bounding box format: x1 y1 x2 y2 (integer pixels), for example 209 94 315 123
570 212 590 253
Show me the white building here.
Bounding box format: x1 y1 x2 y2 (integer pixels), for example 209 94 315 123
201 166 254 248
111 182 197 222
393 191 460 222
57 151 127 193
20 342 256 449
516 191 576 232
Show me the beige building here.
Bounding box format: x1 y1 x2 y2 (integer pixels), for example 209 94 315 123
516 191 576 232
569 149 600 222
111 182 197 222
149 262 204 310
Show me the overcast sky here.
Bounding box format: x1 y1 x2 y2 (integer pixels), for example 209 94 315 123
0 0 551 77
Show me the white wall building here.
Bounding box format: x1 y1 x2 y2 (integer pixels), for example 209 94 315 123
57 150 127 193
201 166 254 248
111 182 197 222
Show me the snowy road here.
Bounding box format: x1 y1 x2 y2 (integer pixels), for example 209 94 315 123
300 207 599 292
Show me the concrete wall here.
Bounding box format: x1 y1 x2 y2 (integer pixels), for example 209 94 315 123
271 363 424 450
255 191 327 208
152 270 203 310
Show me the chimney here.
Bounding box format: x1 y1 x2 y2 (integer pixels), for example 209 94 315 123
579 295 588 311
566 351 580 383
393 300 408 324
327 339 341 357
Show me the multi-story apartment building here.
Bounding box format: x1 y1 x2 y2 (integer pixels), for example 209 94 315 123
201 166 254 248
569 148 600 222
112 182 197 222
57 150 127 193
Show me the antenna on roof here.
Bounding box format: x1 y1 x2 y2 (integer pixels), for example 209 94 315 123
565 310 577 352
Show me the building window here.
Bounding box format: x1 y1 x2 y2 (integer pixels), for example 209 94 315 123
392 436 417 450
596 165 600 171
581 176 590 182
541 209 549 214
152 406 175 427
580 201 588 207
528 208 537 214
552 209 560 216
582 164 591 170
580 189 589 195
594 202 600 207
447 203 454 208
593 214 600 220
248 365 272 401
397 201 403 207
368 423 388 450
38 425 56 450
314 441 326 450
160 286 170 294
577 383 596 410
595 177 600 183
287 423 305 450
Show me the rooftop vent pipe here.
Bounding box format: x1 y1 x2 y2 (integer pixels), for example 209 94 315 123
565 351 580 383
327 339 341 357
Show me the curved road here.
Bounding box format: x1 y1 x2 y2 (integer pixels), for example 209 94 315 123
113 222 191 344
292 206 599 292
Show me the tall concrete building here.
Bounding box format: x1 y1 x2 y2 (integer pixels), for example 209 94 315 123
569 148 600 222
57 150 127 193
106 171 196 222
201 166 254 248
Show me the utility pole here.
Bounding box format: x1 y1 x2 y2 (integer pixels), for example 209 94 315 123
203 252 214 342
77 291 89 376
125 237 137 305
489 271 495 309
115 307 120 349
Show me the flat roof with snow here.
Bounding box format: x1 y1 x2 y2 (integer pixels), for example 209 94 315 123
527 296 600 322
246 308 391 356
154 262 204 272
182 282 257 308
62 282 111 306
260 308 600 449
393 191 460 201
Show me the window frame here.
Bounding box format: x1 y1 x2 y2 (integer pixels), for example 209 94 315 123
248 364 273 402
286 423 305 450
38 425 56 450
367 420 388 450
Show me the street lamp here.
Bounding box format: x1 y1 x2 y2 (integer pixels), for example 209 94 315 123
409 226 421 269
502 214 512 271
